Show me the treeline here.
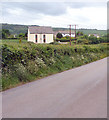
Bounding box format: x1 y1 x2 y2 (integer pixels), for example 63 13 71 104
2 23 39 35
2 23 28 35
1 29 27 39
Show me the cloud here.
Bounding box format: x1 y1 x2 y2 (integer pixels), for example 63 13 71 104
7 8 23 15
66 2 106 9
2 2 68 16
2 2 106 16
1 1 107 29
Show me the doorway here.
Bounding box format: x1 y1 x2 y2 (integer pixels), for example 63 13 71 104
43 35 46 43
35 35 37 43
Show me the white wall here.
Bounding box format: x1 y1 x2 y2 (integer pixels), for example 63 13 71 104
28 30 54 43
28 29 35 43
45 34 54 43
62 33 75 37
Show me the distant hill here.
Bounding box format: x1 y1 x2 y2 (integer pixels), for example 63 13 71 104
2 23 107 36
2 23 38 35
53 28 107 36
76 29 106 36
2 23 28 35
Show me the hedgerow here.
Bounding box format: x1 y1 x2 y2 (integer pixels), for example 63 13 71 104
1 42 108 90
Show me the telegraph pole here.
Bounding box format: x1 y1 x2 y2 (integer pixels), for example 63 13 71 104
69 25 71 46
72 24 78 44
75 25 77 44
68 24 78 45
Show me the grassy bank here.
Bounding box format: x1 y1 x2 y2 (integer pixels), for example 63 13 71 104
1 42 108 90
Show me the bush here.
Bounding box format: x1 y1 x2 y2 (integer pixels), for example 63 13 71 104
77 39 88 44
35 58 46 68
88 35 99 44
56 33 63 38
26 61 38 75
13 63 30 82
56 37 75 42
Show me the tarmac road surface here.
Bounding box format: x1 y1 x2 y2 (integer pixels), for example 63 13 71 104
2 58 107 118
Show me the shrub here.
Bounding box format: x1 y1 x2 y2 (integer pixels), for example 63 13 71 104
26 61 38 75
13 63 29 82
56 33 63 38
48 57 56 66
77 39 88 44
35 58 46 68
56 37 75 42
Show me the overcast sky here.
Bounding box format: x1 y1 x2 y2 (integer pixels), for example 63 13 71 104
1 0 108 30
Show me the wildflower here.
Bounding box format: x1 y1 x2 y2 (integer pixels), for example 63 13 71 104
81 55 84 59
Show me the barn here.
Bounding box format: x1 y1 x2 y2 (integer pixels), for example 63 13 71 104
28 26 54 43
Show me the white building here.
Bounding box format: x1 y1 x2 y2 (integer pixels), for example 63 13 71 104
54 30 75 38
28 26 54 43
61 31 75 37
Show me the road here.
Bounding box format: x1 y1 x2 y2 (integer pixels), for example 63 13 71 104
2 58 107 118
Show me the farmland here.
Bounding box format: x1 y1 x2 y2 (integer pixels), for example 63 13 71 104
1 41 108 90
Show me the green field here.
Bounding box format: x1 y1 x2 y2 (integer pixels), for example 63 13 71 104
1 39 27 43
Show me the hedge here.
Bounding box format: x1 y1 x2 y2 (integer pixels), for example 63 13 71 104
1 42 108 90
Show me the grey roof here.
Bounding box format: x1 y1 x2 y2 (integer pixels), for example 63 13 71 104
28 26 54 34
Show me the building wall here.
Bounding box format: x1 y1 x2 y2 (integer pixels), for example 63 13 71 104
28 29 35 42
45 34 53 43
62 33 75 37
37 34 42 43
28 30 54 43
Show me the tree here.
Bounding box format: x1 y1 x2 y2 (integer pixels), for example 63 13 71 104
2 31 6 39
77 39 88 44
3 29 10 35
99 37 107 43
2 29 10 39
24 32 28 40
88 35 99 44
77 31 83 36
56 33 63 38
18 33 25 38
25 32 28 37
18 33 25 43
83 34 88 39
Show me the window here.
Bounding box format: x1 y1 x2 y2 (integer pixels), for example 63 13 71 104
35 35 37 43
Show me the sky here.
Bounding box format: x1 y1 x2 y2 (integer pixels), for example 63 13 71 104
1 0 108 30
